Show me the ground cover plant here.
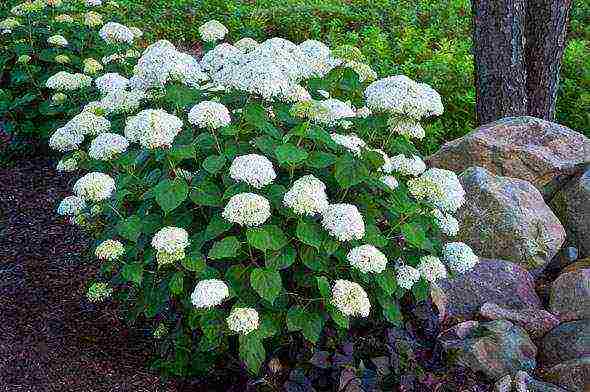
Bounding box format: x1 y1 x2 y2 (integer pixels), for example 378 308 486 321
45 9 482 379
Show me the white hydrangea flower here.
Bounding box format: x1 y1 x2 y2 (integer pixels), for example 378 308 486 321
283 175 329 216
321 203 365 242
64 111 111 136
99 22 135 44
129 26 143 38
191 279 229 308
49 127 83 152
356 106 372 118
364 75 443 119
169 52 209 87
370 148 393 173
310 99 356 125
380 175 399 191
95 239 125 261
330 133 366 155
432 208 460 237
84 11 103 27
152 226 190 265
229 154 276 188
390 154 426 177
298 39 338 77
54 54 70 64
0 17 21 33
222 193 271 227
124 109 183 149
73 172 116 202
47 34 68 47
88 133 129 161
199 19 228 43
234 37 259 52
387 116 426 140
94 72 129 95
444 242 479 273
56 157 78 172
418 255 448 282
55 14 74 23
87 282 113 303
408 168 466 213
227 307 259 335
86 0 102 5
83 58 103 75
188 101 231 130
331 280 370 317
46 71 92 91
347 61 377 83
347 245 387 274
396 264 421 290
99 89 146 114
57 195 86 216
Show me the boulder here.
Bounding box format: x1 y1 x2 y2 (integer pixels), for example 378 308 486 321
543 357 590 392
479 302 559 340
550 268 590 321
427 116 590 198
438 320 537 380
456 167 565 270
432 259 541 325
539 320 590 368
513 371 568 392
550 169 590 258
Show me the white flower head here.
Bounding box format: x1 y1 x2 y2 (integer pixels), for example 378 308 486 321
444 242 479 274
191 279 229 308
390 154 426 177
73 172 116 202
396 264 421 290
330 133 366 155
46 71 92 91
86 0 103 6
229 154 277 189
222 193 271 227
83 58 103 75
47 34 68 47
380 175 399 191
227 307 259 335
283 175 329 216
56 157 78 172
331 279 370 317
321 203 365 242
84 11 103 27
388 116 426 140
87 282 113 303
418 255 448 282
432 208 460 237
234 37 259 52
64 111 111 136
95 239 125 261
49 127 83 152
88 133 129 161
408 168 466 213
347 245 387 274
99 22 135 44
188 101 231 130
57 195 86 216
124 109 183 149
152 226 189 254
94 72 129 95
310 99 356 125
199 20 228 43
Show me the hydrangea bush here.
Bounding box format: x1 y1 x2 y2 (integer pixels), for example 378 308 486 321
52 18 478 376
0 0 142 159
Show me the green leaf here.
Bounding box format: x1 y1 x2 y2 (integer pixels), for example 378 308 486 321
296 220 324 249
155 178 189 213
307 151 337 168
117 215 142 242
300 246 327 272
328 305 349 329
121 263 143 284
275 143 308 166
202 155 226 174
246 225 287 251
168 144 196 163
208 236 241 259
316 276 331 298
169 271 184 295
377 294 403 326
203 216 232 241
164 84 202 108
181 252 206 272
334 154 369 188
250 268 282 304
239 334 265 374
412 279 430 303
286 306 324 343
190 180 222 206
266 245 296 270
401 222 432 250
375 269 399 296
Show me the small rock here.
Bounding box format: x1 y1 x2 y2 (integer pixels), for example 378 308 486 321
539 320 590 369
438 320 537 380
550 169 590 258
550 268 590 321
479 302 559 339
427 116 590 198
493 374 512 392
514 371 568 392
432 259 542 325
564 246 579 262
455 167 566 270
542 357 590 392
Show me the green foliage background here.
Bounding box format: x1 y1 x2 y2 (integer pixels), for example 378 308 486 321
1 0 589 157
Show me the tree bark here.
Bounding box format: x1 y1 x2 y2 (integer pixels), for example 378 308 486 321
525 0 572 120
472 0 529 125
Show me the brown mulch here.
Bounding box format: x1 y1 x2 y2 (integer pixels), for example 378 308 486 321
0 158 177 392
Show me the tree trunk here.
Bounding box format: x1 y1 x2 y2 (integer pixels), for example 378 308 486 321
525 0 572 120
472 0 528 125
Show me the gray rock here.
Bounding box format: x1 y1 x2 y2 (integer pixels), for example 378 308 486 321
543 357 590 392
494 374 512 392
539 320 590 369
455 167 566 270
550 169 590 258
550 268 590 321
479 302 559 340
513 371 568 392
432 259 542 325
427 116 590 198
438 320 537 380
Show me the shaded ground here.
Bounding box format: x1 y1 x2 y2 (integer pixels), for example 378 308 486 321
0 158 176 392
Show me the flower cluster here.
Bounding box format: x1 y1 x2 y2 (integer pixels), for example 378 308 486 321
188 101 231 130
226 307 259 335
229 154 277 189
191 279 230 308
331 280 371 317
198 19 228 43
57 195 86 216
408 168 466 213
88 132 129 160
73 172 116 202
99 22 135 44
222 193 272 227
444 242 479 273
95 239 125 261
47 34 68 47
283 175 329 216
347 245 387 274
151 227 190 266
321 203 365 242
124 109 183 149
46 71 92 91
87 282 113 303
